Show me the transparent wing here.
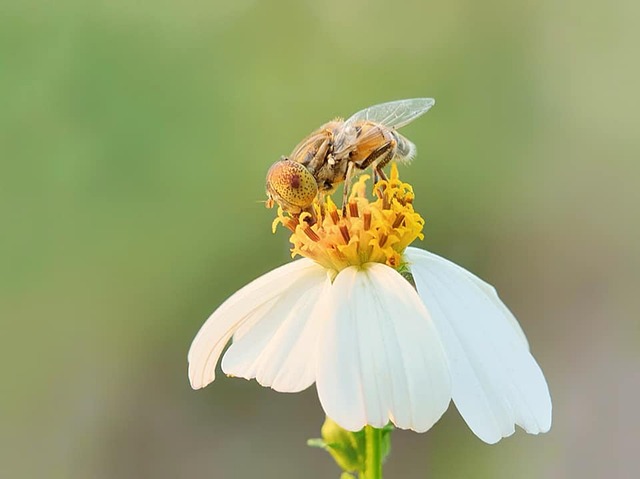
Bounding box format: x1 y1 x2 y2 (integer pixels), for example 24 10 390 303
344 98 435 129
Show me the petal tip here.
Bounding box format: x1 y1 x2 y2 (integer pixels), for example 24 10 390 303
188 364 214 390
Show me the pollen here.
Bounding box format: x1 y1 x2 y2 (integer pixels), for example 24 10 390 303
272 164 425 273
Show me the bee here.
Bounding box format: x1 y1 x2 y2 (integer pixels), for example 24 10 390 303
266 98 435 216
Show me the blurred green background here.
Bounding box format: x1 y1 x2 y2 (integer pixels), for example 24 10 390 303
2 0 638 477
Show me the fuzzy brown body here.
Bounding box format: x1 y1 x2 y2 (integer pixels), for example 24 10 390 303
288 119 414 195
265 98 434 214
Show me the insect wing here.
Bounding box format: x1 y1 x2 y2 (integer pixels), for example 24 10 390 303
345 98 435 130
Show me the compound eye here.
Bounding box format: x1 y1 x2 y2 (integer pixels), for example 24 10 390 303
266 160 318 212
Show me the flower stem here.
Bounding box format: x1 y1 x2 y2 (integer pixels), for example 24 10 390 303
361 426 383 479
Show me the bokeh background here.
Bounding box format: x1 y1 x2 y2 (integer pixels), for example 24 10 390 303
2 0 638 477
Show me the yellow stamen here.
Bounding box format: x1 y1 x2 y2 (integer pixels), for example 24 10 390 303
272 164 425 272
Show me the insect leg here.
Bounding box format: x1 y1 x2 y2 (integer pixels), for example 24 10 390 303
356 140 396 171
307 137 331 173
342 161 355 215
317 191 326 218
373 168 387 184
373 146 398 183
354 140 396 184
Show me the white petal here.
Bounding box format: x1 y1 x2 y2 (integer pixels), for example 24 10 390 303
188 259 324 390
222 268 331 392
405 247 552 444
453 265 529 348
316 263 451 432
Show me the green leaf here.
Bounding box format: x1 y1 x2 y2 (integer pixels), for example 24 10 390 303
381 425 393 464
307 438 327 449
308 417 395 475
308 417 365 473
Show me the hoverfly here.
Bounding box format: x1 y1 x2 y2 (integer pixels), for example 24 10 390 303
266 98 435 216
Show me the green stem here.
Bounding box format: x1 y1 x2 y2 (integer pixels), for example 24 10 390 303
361 426 383 479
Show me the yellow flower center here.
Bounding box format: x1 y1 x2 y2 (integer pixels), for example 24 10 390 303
272 164 424 273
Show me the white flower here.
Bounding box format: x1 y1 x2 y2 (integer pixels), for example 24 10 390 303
188 167 551 443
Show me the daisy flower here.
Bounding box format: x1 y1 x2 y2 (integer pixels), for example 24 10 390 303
188 165 551 444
